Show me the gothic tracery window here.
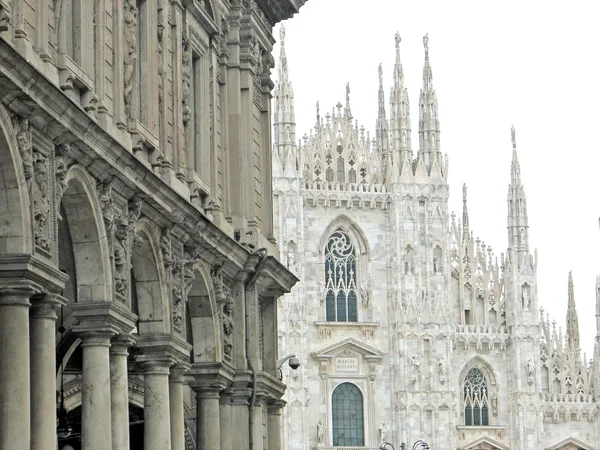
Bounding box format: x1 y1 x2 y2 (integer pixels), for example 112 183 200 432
325 231 358 322
464 368 490 426
332 383 364 446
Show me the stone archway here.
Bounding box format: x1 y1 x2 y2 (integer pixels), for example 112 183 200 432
60 165 113 303
131 219 170 334
0 105 33 254
187 264 222 363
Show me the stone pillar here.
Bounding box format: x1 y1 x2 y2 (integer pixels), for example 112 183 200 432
71 302 137 450
169 363 190 450
29 294 65 450
80 331 114 450
140 360 174 450
267 400 285 450
0 287 34 450
195 388 222 449
219 391 233 450
229 386 252 450
110 334 136 450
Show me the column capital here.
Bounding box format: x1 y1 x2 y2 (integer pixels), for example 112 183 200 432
71 301 137 335
0 254 68 294
267 399 286 414
170 362 191 383
136 333 192 364
0 285 39 307
137 356 176 375
188 361 235 393
110 333 137 355
30 292 67 319
79 330 115 348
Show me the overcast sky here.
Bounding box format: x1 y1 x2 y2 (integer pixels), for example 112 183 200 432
275 0 600 357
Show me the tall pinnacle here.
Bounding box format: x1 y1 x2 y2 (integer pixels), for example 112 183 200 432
376 64 390 180
390 32 411 170
273 25 297 177
507 126 530 255
462 184 470 236
566 271 581 352
596 276 600 340
418 33 440 174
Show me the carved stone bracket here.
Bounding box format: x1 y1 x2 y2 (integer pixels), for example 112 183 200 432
0 3 11 33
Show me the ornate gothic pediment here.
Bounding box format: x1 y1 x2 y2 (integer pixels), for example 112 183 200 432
309 336 384 361
545 437 595 450
460 436 509 450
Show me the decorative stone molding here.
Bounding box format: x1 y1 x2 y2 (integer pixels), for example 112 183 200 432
123 0 137 118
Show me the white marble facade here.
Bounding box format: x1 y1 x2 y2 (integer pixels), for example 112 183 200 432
273 30 600 450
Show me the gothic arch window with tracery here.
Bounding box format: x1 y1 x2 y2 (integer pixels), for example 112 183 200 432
325 230 358 322
331 383 364 446
464 368 490 426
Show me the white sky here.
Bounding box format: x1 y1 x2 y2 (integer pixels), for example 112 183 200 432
274 0 600 357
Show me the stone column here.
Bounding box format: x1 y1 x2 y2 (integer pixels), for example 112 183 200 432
80 331 115 450
140 360 174 450
29 294 65 450
267 400 286 450
229 386 252 450
0 287 34 450
169 363 190 450
195 388 222 449
219 391 233 450
110 334 136 450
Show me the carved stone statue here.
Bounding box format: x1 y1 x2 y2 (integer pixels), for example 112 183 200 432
123 0 138 116
222 294 234 357
438 358 447 383
526 358 535 384
181 37 192 126
54 143 70 218
13 116 33 179
32 153 50 250
113 215 129 296
316 419 324 444
360 280 370 308
522 286 530 310
378 421 390 441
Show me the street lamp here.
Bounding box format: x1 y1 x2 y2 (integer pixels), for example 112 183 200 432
379 440 430 450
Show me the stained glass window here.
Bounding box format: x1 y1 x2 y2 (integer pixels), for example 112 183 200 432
325 231 358 322
464 368 490 426
332 383 364 446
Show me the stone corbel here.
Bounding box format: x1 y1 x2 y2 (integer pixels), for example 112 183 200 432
56 54 98 112
129 122 161 173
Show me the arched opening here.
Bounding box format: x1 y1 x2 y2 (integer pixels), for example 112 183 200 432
0 111 31 254
331 382 364 446
188 267 221 362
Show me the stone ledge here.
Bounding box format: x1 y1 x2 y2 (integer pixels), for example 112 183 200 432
136 333 192 364
70 300 137 335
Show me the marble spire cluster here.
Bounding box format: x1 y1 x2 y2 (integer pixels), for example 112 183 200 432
273 32 446 186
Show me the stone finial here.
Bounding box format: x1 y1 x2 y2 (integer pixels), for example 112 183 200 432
280 24 285 44
378 63 383 86
395 32 401 48
423 33 429 54
346 82 350 103
511 125 516 148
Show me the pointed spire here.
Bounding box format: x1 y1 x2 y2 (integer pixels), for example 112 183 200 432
418 33 441 174
462 183 470 235
596 276 600 339
273 24 297 179
376 64 390 165
566 271 581 352
344 82 352 121
390 32 412 173
507 126 530 256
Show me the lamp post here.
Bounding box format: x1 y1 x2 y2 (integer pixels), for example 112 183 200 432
379 440 430 450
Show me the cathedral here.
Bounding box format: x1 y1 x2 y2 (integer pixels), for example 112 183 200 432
273 27 600 450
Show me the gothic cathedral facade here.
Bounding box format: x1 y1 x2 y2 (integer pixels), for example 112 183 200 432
273 29 600 450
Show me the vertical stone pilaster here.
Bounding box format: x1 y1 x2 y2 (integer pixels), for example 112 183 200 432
169 363 190 450
110 334 136 450
0 287 35 450
29 294 65 450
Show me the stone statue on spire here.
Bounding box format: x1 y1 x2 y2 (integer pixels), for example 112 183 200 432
280 24 285 44
346 82 350 103
378 64 383 86
395 32 401 49
423 33 429 54
511 125 516 148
